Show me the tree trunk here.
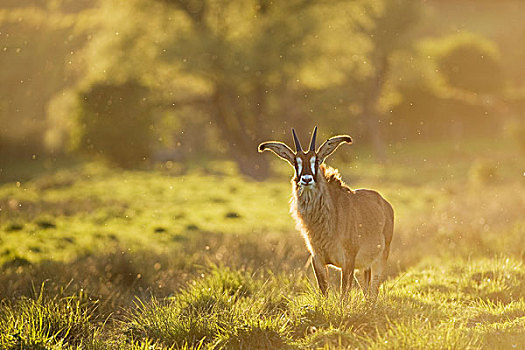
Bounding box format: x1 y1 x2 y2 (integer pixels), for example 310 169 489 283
360 53 389 161
363 109 387 161
212 87 270 181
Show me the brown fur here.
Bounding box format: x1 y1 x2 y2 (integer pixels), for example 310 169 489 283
258 130 393 298
291 164 394 298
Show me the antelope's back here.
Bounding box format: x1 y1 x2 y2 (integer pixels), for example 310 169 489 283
351 189 394 248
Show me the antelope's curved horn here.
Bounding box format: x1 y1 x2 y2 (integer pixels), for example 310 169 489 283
292 128 303 152
309 126 317 152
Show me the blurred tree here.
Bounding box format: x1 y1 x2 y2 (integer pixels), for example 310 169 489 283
154 0 318 179
72 81 153 168
505 118 525 154
5 0 520 170
397 33 507 138
0 1 95 161
82 0 427 167
349 0 422 158
429 33 503 95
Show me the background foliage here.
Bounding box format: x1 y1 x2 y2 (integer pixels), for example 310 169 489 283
2 0 525 174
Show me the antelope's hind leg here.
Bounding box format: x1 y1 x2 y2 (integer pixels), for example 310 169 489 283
369 258 386 301
362 268 371 296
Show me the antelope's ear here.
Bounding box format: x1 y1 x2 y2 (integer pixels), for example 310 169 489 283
316 135 352 163
258 141 295 165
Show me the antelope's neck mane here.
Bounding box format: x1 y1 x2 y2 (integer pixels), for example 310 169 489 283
322 164 346 187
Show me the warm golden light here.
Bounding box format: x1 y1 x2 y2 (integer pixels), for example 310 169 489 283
0 0 524 348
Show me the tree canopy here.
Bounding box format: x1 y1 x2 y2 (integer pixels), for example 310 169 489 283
1 0 523 176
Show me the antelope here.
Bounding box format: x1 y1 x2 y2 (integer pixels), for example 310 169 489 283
258 127 394 298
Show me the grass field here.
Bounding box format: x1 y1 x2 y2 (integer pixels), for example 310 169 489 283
1 139 524 349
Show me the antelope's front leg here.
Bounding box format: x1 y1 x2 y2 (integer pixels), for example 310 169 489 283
311 255 328 296
341 255 356 296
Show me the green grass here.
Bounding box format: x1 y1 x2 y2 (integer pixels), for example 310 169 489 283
1 259 523 349
0 160 297 265
0 286 97 349
0 138 524 348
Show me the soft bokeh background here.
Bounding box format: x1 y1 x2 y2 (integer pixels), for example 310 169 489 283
1 0 525 348
1 0 525 175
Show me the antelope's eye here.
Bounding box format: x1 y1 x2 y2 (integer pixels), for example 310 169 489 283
310 156 316 174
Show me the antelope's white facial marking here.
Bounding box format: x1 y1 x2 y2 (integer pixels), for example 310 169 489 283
297 154 316 187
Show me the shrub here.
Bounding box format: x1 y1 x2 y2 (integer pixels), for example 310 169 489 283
469 159 498 185
505 118 525 153
73 81 153 168
422 33 503 94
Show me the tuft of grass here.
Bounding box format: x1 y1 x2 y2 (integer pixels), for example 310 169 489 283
124 267 265 348
0 285 97 349
368 319 481 349
4 222 24 232
212 318 292 350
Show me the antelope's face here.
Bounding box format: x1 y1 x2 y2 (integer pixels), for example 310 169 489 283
258 126 352 189
294 151 318 187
